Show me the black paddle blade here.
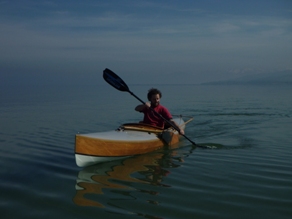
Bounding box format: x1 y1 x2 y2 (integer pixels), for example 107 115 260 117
103 68 129 92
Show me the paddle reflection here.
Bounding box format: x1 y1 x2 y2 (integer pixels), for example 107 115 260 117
73 148 185 208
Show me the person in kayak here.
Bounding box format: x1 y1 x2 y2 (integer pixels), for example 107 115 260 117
135 88 185 135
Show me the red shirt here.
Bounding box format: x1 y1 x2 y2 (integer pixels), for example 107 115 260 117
142 104 172 128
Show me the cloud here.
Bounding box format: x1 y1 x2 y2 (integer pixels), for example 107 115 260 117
1 0 292 85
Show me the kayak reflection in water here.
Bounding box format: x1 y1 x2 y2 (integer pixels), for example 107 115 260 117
73 150 183 208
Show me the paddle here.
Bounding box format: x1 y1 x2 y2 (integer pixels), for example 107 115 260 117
103 68 208 148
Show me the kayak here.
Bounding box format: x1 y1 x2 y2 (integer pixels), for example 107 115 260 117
75 116 193 167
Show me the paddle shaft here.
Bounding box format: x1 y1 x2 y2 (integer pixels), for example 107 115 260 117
103 68 203 147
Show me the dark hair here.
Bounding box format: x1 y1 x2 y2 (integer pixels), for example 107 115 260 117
147 88 162 101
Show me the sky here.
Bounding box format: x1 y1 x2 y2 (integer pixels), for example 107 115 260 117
1 0 292 86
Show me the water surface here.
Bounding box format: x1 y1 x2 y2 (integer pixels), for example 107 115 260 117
0 84 291 219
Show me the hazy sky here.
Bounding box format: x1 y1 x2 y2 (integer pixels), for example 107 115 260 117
1 0 292 85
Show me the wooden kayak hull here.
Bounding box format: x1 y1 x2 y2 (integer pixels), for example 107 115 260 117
75 117 191 167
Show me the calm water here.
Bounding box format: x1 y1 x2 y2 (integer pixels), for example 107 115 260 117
0 83 291 219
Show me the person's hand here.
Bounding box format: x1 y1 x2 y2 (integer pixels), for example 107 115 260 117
145 102 151 108
179 129 185 135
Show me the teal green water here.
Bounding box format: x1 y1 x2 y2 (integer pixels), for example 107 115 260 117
0 84 291 219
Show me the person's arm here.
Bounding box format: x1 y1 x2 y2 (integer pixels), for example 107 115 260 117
135 102 151 112
169 119 185 135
